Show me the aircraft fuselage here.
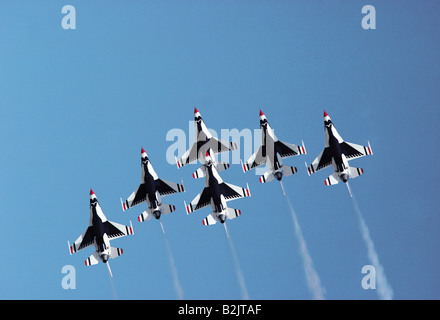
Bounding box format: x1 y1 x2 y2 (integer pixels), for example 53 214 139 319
141 158 162 219
260 121 283 181
324 119 349 183
90 199 110 263
205 164 227 223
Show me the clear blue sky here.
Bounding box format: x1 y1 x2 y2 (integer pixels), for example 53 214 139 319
0 1 439 299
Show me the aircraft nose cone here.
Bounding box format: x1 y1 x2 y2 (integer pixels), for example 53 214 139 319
153 210 161 220
340 173 349 183
275 171 283 181
218 214 226 224
101 254 109 263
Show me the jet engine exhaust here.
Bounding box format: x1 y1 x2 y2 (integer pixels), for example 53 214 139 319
218 214 227 224
101 254 109 263
275 171 283 181
153 210 161 220
340 173 349 183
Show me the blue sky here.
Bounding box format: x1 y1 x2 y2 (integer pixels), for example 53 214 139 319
0 1 439 299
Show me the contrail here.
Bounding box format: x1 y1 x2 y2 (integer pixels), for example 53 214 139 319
106 262 118 300
160 219 184 300
224 223 250 300
350 188 394 300
283 188 325 300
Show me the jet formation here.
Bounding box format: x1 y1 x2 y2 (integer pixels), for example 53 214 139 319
68 108 373 270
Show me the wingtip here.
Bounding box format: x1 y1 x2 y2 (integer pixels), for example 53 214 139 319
246 183 251 197
67 241 72 255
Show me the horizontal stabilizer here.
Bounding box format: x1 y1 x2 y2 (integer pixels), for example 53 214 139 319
85 252 100 266
282 165 298 177
202 213 218 226
324 172 339 186
348 167 364 179
138 204 176 222
110 247 124 259
259 170 275 183
202 208 242 226
192 167 205 179
225 208 241 220
161 203 176 216
138 210 154 222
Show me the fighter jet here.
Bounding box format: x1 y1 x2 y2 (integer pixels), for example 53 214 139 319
68 189 134 268
306 111 373 189
185 149 251 226
175 108 238 168
121 147 185 222
242 110 306 184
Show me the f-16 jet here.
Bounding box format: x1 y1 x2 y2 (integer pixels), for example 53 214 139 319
68 189 134 272
185 149 251 226
242 110 306 184
306 111 373 190
176 108 238 168
121 147 185 222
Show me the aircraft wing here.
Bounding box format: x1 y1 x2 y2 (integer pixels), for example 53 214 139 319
220 182 251 201
206 137 238 154
177 138 237 168
69 226 95 254
121 184 147 211
185 187 212 213
340 141 373 161
307 147 332 175
176 141 200 168
103 221 134 240
156 179 185 197
275 140 306 158
242 145 266 172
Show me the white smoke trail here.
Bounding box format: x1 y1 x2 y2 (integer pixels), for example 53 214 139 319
160 220 184 300
106 262 118 300
350 192 394 300
224 223 250 300
284 192 325 300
